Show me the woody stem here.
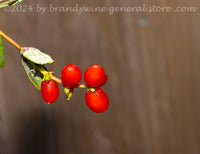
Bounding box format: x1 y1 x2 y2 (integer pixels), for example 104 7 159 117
0 30 21 50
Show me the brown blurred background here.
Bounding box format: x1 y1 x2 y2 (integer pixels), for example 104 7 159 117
0 0 200 154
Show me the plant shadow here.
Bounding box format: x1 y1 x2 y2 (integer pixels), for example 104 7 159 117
16 108 58 154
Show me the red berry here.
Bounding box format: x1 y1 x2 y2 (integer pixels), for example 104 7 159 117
85 88 109 113
41 79 59 103
99 74 108 87
61 64 82 88
84 64 106 87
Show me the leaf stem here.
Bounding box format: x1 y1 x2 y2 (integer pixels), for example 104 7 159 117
0 30 21 50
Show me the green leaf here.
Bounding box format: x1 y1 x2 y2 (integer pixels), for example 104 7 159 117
0 0 22 8
10 0 23 6
22 58 47 90
21 47 54 65
0 36 5 68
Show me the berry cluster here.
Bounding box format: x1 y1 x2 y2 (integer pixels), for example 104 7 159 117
0 30 109 113
41 64 109 113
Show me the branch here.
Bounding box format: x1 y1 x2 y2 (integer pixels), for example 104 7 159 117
0 30 21 50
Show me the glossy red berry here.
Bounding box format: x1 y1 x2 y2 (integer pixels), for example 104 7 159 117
41 79 59 103
85 88 109 113
61 64 82 88
84 64 106 87
99 74 108 87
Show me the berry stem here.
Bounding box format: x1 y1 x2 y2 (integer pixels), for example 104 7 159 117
66 89 73 101
40 70 88 89
39 68 62 84
50 74 62 84
77 84 88 89
0 30 21 50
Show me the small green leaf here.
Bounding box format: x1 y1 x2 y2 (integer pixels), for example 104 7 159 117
21 47 54 65
10 0 23 6
22 58 47 90
0 36 5 68
0 0 22 8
